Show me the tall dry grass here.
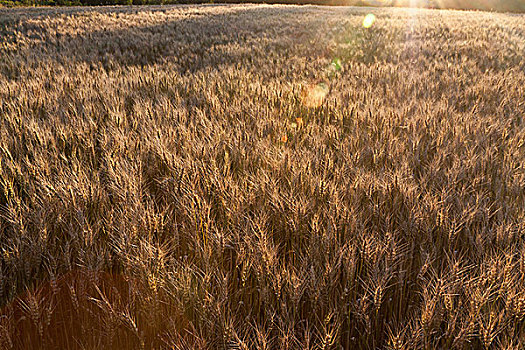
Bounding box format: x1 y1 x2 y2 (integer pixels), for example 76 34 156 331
0 4 525 349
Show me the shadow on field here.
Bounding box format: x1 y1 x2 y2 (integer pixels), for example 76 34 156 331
0 4 240 21
1 5 335 76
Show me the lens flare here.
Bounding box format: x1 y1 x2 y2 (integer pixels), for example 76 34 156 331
331 58 342 71
363 14 376 29
301 83 329 108
295 117 304 128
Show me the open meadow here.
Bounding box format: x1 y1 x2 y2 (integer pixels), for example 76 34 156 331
1 4 525 349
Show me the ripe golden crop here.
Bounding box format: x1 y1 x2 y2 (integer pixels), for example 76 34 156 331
0 4 524 349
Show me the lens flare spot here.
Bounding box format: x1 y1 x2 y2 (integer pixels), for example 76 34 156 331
301 83 329 108
363 14 376 29
331 58 342 71
295 117 304 128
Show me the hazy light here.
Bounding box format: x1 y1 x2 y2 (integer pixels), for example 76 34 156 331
363 14 376 28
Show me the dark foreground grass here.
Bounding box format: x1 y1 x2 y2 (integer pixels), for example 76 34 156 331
1 4 525 349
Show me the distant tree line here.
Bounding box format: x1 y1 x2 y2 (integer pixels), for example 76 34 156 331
1 0 524 13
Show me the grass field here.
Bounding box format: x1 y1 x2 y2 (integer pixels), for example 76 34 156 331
1 4 525 349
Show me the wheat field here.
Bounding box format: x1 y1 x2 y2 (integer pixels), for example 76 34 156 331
1 4 525 349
